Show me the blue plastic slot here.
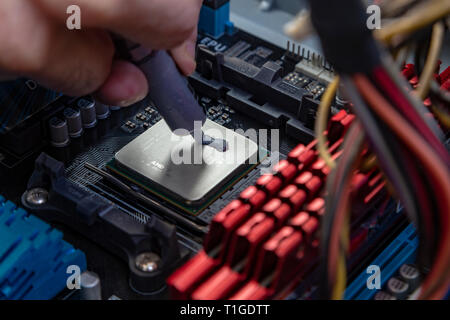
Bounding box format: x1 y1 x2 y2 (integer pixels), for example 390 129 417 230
345 224 418 300
198 2 234 38
0 196 86 300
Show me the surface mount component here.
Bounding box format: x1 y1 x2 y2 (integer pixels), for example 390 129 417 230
114 119 259 207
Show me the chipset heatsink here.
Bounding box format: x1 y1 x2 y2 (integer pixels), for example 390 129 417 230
111 119 259 211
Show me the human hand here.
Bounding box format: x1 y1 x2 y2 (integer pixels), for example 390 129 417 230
0 0 202 106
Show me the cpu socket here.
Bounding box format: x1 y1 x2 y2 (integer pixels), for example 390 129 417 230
109 119 260 215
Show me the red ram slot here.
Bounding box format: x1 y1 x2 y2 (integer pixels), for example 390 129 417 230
293 171 323 200
203 200 251 260
289 212 320 246
167 250 221 299
273 160 298 183
304 197 325 218
262 198 292 227
229 280 271 300
287 144 306 164
253 227 304 292
255 174 283 197
191 214 275 300
239 185 267 210
278 185 307 212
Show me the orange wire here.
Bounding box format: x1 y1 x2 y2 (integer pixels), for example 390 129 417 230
353 74 450 300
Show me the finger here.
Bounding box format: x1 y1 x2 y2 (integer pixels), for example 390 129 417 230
36 0 203 49
95 60 148 107
26 27 115 96
170 27 198 76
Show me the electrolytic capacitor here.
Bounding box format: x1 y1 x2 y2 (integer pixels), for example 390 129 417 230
77 98 98 128
64 107 83 138
49 117 70 147
95 102 111 119
373 291 396 300
109 106 121 111
398 264 421 291
78 271 102 300
387 277 410 299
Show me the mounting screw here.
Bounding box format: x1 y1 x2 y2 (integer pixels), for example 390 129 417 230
135 252 160 273
259 0 275 11
25 188 49 205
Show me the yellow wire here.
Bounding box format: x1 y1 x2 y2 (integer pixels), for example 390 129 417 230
332 212 350 300
331 253 347 300
416 22 445 100
431 105 450 128
360 154 377 172
315 76 340 170
375 0 450 44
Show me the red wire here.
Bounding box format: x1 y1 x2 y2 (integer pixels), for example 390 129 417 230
403 148 434 243
353 74 450 299
372 66 450 163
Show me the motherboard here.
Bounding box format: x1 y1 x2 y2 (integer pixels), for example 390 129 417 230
0 0 448 301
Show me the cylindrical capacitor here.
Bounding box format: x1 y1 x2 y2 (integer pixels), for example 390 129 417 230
387 277 410 299
95 102 111 119
77 271 102 300
136 50 206 135
373 291 396 300
49 117 70 147
399 264 421 291
77 98 97 128
109 106 121 111
64 107 83 138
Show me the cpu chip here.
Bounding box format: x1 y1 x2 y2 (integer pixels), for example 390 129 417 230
112 119 259 210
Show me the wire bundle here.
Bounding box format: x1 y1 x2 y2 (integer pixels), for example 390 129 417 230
305 0 450 299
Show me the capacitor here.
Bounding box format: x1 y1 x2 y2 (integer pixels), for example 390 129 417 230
399 264 421 291
64 107 83 138
373 291 396 300
77 98 97 128
49 117 70 147
95 102 111 119
76 271 102 300
386 277 410 299
109 106 121 111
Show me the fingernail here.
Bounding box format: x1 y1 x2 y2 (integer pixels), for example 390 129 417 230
117 94 145 107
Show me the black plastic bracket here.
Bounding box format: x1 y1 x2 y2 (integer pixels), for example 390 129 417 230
22 153 189 294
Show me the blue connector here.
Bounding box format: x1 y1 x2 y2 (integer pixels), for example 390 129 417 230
0 195 86 300
345 224 418 300
198 1 234 38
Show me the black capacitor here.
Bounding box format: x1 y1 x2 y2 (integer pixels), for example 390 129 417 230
387 277 410 299
373 291 396 300
64 107 83 138
399 264 421 291
95 102 111 119
49 117 70 147
77 98 97 128
79 271 102 300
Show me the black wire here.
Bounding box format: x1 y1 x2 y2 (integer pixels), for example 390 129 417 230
414 29 432 76
376 124 438 272
341 77 418 220
367 72 441 269
320 123 364 299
